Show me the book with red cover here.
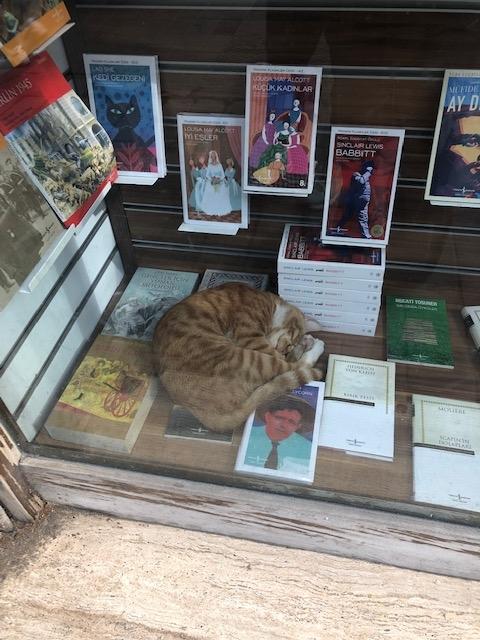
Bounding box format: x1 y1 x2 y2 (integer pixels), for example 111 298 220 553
0 52 117 227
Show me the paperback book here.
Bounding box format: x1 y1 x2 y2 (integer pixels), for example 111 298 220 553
165 405 233 443
45 336 157 454
321 127 404 247
461 305 480 351
425 70 480 206
235 381 325 484
387 295 454 368
0 52 117 227
318 354 396 460
278 224 385 280
198 269 269 291
84 54 167 184
0 1 71 67
278 273 383 292
244 64 322 196
281 294 380 315
278 282 381 303
0 134 63 310
102 267 199 342
412 394 480 512
177 113 248 234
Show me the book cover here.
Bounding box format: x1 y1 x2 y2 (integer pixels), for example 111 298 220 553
425 70 480 206
0 134 63 310
244 64 322 196
0 1 70 67
84 54 167 184
318 354 396 460
321 127 404 247
198 269 269 291
412 394 480 512
45 336 157 453
387 295 454 368
102 267 199 342
461 305 480 351
0 52 117 227
177 113 248 233
235 381 325 484
277 224 385 279
165 405 233 443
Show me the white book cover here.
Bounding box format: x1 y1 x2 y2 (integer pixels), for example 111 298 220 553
425 70 480 206
412 394 480 512
235 381 325 484
278 282 381 303
321 126 404 247
461 305 480 351
278 273 383 293
278 224 385 280
198 269 269 291
177 113 248 233
243 65 322 196
84 54 167 184
318 354 396 460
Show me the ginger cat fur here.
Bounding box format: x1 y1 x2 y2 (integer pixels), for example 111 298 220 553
153 283 324 433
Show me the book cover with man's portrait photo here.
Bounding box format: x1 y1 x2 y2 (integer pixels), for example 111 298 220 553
235 381 325 484
321 127 404 248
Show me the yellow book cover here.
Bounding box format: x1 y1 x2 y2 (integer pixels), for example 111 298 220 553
45 336 158 453
0 1 70 67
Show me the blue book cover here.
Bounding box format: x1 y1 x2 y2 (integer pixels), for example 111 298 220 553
84 54 166 183
102 268 199 341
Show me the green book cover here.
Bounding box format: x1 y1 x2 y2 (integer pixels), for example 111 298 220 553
386 295 454 368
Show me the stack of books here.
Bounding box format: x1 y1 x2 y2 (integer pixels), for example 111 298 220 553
277 225 385 336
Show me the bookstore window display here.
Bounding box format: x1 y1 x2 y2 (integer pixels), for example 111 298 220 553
0 2 479 537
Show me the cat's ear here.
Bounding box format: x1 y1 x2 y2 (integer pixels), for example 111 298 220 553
106 96 113 109
130 95 138 108
304 315 323 333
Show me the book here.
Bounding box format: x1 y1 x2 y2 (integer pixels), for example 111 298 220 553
84 54 167 185
461 305 480 351
412 394 480 512
45 336 157 453
293 306 379 326
0 134 63 310
198 269 269 291
321 127 404 247
278 282 381 303
165 405 233 443
313 322 377 337
0 1 71 67
425 70 480 206
102 267 199 342
318 355 396 460
387 295 454 368
278 273 383 292
235 381 325 484
278 225 385 280
0 52 117 227
177 113 248 234
280 294 380 315
243 64 322 196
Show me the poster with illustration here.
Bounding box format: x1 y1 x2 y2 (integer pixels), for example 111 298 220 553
243 65 322 197
426 70 480 206
84 54 166 184
177 114 248 234
321 127 404 248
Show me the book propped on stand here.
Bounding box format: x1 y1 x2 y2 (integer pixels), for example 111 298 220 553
0 52 117 228
318 354 396 461
0 1 72 67
198 269 269 291
412 394 480 512
84 54 167 185
387 295 454 369
45 336 157 454
102 267 199 342
235 381 325 484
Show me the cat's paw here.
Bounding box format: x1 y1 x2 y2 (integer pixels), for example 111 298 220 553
300 337 325 365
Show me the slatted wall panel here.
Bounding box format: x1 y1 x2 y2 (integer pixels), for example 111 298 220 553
64 2 480 278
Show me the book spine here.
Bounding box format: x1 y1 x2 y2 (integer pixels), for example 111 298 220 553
281 295 380 315
299 307 379 325
277 261 385 280
278 282 381 300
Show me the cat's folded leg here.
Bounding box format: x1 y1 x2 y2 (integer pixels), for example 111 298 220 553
298 336 325 366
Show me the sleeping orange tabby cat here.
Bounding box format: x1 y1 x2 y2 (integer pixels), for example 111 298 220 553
153 283 324 433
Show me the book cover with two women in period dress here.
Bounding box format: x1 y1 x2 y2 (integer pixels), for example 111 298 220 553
244 65 322 196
